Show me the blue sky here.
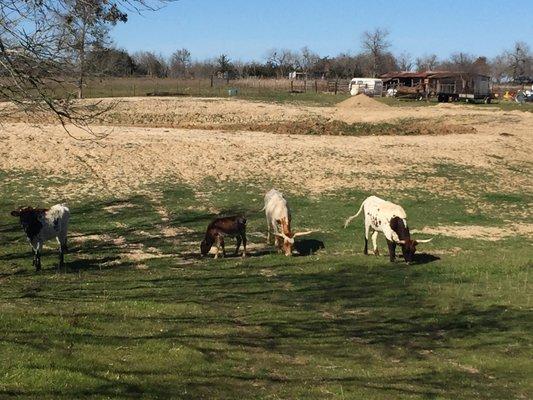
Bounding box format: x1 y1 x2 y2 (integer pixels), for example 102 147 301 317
112 0 533 61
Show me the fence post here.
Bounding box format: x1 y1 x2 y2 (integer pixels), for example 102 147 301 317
290 80 294 92
210 75 214 88
334 80 338 95
315 80 318 93
133 84 136 97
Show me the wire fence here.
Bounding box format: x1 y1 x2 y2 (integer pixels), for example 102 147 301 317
81 77 352 99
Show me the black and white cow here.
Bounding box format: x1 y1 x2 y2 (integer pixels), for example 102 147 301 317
344 196 432 263
11 204 70 271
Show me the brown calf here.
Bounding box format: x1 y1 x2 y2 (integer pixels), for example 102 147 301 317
200 216 247 259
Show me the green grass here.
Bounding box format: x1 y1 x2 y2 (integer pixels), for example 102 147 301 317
53 76 533 111
80 77 350 107
0 174 532 399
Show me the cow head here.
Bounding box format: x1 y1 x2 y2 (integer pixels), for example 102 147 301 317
11 207 46 237
396 238 433 263
275 231 314 256
200 234 215 256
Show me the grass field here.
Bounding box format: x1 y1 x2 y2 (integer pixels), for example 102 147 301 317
79 77 350 107
1 170 531 399
76 77 533 111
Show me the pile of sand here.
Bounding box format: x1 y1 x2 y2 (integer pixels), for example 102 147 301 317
335 94 390 110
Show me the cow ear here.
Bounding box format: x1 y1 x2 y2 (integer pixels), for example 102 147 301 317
10 210 20 217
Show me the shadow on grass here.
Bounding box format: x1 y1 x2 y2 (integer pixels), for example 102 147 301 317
0 190 528 399
0 254 528 399
294 238 325 256
412 252 441 264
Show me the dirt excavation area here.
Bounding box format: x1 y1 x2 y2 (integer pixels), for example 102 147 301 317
1 95 532 239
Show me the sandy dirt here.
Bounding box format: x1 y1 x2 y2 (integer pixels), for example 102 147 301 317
1 94 522 129
1 96 532 240
413 224 533 241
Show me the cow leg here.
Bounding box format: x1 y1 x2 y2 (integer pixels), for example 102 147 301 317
386 239 396 262
363 221 371 255
33 242 42 272
242 234 247 257
234 235 242 255
266 219 271 244
213 236 220 259
274 234 282 253
57 237 66 272
58 249 64 272
219 236 226 258
371 231 380 256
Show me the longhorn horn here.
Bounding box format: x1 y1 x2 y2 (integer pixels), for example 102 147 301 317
293 230 315 238
416 238 433 244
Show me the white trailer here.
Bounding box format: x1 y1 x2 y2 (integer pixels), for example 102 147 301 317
349 78 383 97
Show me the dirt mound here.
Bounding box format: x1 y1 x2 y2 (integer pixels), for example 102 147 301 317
336 94 390 110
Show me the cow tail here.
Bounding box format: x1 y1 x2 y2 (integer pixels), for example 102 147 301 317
344 201 364 228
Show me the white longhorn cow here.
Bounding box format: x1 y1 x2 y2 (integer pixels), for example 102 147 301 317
344 196 432 263
263 189 313 256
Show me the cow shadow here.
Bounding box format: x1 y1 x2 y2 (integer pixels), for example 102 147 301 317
411 252 441 265
294 239 325 256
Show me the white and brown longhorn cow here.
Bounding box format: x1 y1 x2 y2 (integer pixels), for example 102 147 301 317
263 189 313 256
344 196 432 263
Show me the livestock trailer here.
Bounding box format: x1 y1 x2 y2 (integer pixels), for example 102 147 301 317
429 72 492 103
349 78 383 97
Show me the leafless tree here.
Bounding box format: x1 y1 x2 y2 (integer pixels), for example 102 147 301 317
299 46 320 74
168 48 191 78
505 41 532 82
397 52 413 71
188 59 216 78
361 28 391 77
490 54 509 83
134 51 168 77
265 48 298 78
440 52 475 73
0 0 166 137
415 54 439 72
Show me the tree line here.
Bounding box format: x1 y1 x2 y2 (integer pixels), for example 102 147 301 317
87 30 531 85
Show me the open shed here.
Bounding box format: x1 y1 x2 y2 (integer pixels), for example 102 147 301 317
380 71 492 101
